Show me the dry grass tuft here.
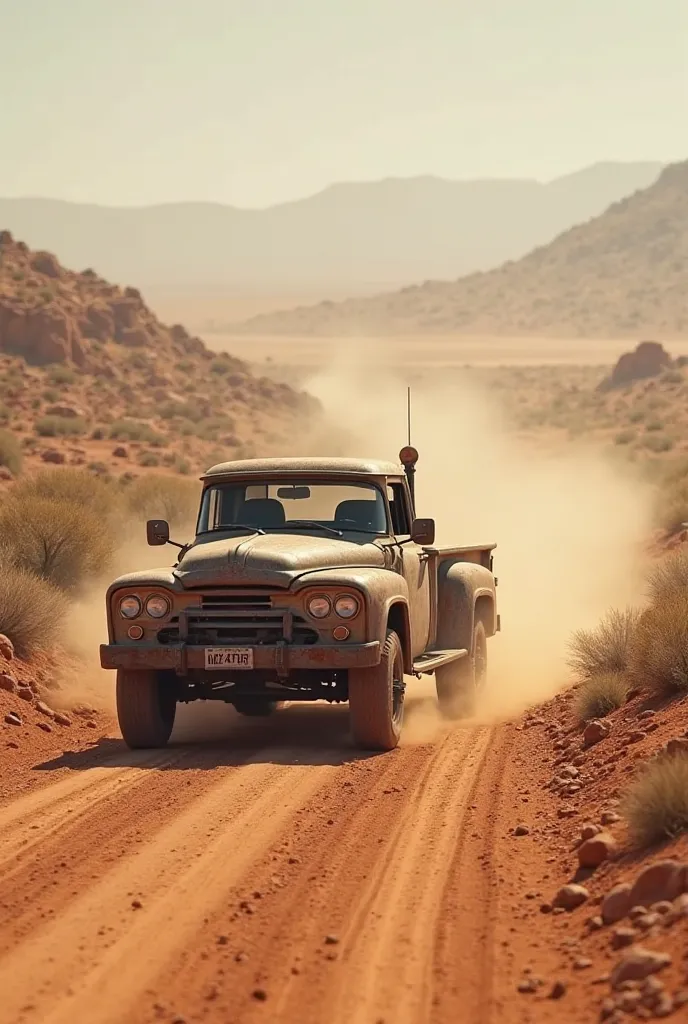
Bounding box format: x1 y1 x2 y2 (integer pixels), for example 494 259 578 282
647 548 688 604
11 468 120 524
622 752 688 846
124 475 199 531
0 428 22 476
575 671 629 722
0 556 67 657
629 595 688 697
567 607 642 680
0 496 115 591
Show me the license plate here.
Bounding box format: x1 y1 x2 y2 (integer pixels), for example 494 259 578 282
204 647 254 670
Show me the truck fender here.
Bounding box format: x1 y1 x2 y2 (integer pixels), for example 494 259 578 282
293 567 412 670
436 560 496 652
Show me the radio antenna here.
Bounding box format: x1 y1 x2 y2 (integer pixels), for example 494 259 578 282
407 386 411 446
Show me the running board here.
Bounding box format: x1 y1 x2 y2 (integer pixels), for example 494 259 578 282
413 648 468 675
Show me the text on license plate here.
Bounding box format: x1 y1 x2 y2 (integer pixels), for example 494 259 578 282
204 647 254 670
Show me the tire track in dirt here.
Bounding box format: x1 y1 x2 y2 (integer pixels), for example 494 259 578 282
138 724 501 1024
0 753 336 1024
0 750 189 879
325 727 494 1024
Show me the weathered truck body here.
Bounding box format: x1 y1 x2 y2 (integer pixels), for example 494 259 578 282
100 451 499 751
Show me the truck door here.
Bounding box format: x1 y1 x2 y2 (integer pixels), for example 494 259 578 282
388 483 431 657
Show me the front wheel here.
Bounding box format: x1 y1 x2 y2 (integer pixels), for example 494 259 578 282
116 669 176 749
348 630 405 751
436 619 487 719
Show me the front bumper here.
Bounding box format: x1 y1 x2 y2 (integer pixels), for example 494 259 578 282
99 641 381 673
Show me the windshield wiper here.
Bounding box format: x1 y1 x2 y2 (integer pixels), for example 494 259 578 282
273 521 343 537
199 524 266 536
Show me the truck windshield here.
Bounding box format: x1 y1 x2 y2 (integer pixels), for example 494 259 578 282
197 480 389 536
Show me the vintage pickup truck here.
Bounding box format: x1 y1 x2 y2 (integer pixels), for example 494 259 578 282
100 448 499 751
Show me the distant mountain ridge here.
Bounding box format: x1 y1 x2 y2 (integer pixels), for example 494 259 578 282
230 160 688 340
0 162 662 292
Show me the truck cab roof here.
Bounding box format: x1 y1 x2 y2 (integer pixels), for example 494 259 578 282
201 457 403 480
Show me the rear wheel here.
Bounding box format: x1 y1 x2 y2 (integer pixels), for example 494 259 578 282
436 619 487 719
233 698 283 717
348 630 405 751
116 669 176 749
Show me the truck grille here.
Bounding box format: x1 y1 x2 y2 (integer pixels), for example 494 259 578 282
157 591 318 646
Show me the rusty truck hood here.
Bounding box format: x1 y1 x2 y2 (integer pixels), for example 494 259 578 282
174 531 387 588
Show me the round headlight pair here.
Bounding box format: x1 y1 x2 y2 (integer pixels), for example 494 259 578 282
306 594 360 620
119 594 170 619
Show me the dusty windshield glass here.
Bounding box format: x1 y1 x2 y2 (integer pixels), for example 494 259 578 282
198 480 389 535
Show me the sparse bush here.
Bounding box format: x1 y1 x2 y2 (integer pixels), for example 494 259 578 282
109 419 167 446
0 402 9 425
644 434 673 453
11 468 120 524
647 549 688 603
575 671 629 722
124 475 199 530
629 596 688 697
47 365 76 386
209 357 230 376
0 557 66 657
646 419 664 432
0 429 22 475
137 450 160 467
35 415 88 437
622 753 688 846
0 496 115 591
614 429 634 445
656 475 688 534
567 607 641 679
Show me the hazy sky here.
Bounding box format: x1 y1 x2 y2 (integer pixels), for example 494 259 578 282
1 0 686 207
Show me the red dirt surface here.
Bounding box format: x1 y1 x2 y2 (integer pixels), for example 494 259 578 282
1 681 687 1023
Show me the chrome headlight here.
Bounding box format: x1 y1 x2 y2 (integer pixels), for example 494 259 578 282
307 595 331 619
145 594 170 619
119 595 142 619
334 595 360 619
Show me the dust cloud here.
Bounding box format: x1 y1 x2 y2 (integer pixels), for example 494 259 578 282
299 342 654 732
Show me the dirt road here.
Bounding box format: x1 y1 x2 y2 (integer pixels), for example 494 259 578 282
0 697 554 1024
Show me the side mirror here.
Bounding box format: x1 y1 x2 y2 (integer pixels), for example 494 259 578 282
411 517 435 546
147 519 170 546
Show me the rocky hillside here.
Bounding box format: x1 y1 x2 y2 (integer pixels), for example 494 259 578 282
231 161 688 339
0 231 315 480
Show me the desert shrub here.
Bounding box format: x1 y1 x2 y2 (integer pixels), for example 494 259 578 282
109 419 167 446
0 496 115 591
647 549 688 603
575 671 629 722
0 557 66 657
567 607 642 679
124 475 199 530
644 434 673 453
10 468 120 524
35 415 88 438
209 357 231 376
0 402 9 425
655 475 688 534
614 430 634 446
47 365 76 386
0 429 22 475
137 450 160 467
629 596 688 697
622 753 688 846
646 419 664 432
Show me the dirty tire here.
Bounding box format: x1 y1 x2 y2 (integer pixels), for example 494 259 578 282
436 619 487 720
233 698 284 717
348 629 404 752
116 669 176 749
